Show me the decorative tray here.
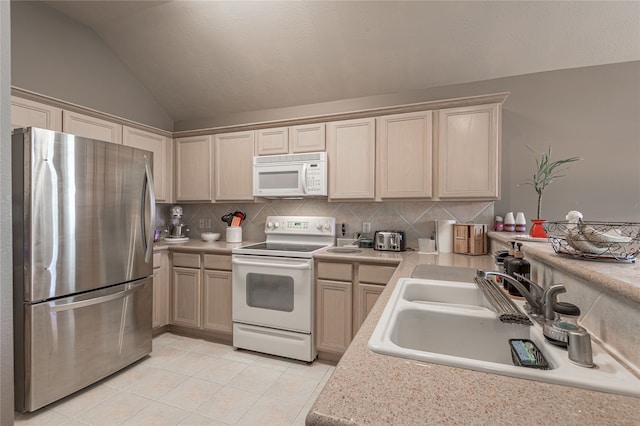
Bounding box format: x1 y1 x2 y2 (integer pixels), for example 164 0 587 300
542 221 640 262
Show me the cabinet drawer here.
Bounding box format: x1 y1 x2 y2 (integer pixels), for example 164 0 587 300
317 262 353 281
204 254 232 271
359 264 396 285
173 252 201 268
153 252 162 268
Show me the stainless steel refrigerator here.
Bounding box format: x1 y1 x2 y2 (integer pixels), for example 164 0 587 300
12 127 156 412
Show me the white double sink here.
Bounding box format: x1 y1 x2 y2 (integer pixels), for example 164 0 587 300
368 278 640 398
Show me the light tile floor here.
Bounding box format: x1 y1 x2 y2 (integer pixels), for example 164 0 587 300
15 333 335 426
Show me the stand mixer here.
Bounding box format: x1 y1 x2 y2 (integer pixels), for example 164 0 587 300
166 205 189 241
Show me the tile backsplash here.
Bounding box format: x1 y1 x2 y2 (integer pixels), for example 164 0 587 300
156 200 494 248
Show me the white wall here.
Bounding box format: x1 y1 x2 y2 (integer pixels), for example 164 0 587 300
10 1 173 131
0 1 14 423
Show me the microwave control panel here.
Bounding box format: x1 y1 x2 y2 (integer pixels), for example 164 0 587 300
306 163 323 192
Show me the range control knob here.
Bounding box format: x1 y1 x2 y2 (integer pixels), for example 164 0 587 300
274 222 280 228
323 223 331 231
316 223 324 230
267 221 273 229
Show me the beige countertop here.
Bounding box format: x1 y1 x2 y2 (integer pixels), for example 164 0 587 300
306 248 640 425
153 239 251 253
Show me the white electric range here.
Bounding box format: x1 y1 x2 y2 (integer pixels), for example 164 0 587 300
231 216 336 361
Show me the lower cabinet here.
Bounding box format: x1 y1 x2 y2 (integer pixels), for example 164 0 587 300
171 252 232 335
316 260 397 358
316 278 353 354
203 255 233 333
152 250 170 329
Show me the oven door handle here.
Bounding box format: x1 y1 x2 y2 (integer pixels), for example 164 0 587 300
232 258 311 270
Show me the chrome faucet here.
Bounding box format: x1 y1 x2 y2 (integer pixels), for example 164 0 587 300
476 270 565 324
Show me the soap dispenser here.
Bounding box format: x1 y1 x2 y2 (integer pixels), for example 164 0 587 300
501 241 517 288
506 242 531 296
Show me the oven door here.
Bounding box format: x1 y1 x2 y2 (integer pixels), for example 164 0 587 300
232 254 313 333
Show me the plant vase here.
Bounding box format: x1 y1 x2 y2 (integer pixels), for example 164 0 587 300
530 219 547 238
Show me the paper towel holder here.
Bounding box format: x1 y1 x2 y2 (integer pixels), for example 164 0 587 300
436 219 456 253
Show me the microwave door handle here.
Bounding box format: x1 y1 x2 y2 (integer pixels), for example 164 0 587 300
301 163 308 194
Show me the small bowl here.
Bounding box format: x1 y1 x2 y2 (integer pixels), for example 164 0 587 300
201 232 220 242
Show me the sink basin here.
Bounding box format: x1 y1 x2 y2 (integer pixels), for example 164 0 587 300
369 278 640 398
402 279 491 308
391 307 530 365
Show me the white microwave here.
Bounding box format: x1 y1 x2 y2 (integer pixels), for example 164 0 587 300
253 152 327 198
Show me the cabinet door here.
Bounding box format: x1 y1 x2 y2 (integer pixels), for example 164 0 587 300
172 267 202 328
11 96 62 131
152 252 170 329
62 110 122 143
354 283 384 334
437 104 500 199
377 111 433 199
175 135 213 201
123 126 172 202
214 131 255 201
256 127 289 155
327 118 376 200
316 279 353 354
290 123 325 153
203 270 233 333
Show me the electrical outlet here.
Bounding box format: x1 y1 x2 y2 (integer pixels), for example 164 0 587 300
199 219 211 228
363 222 371 233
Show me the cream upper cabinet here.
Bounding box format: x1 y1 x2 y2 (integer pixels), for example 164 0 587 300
174 135 214 202
123 126 172 202
213 131 255 201
256 127 289 156
436 103 501 199
62 110 122 144
257 124 325 155
376 111 433 199
11 96 62 131
327 118 376 200
290 123 325 153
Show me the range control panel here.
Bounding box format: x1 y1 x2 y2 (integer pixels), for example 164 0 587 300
264 216 336 236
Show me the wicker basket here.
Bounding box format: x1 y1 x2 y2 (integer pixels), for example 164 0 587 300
542 221 640 262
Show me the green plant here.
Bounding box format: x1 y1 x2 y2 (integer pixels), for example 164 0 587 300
522 146 581 219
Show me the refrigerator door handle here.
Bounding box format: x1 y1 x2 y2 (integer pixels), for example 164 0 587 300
49 282 146 312
143 161 156 263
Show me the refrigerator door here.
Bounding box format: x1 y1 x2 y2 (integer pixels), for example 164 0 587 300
15 278 152 412
14 128 155 302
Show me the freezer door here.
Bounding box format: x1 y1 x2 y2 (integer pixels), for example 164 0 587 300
15 278 152 412
14 128 155 301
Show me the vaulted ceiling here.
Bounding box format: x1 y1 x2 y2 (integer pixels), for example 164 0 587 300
44 1 640 123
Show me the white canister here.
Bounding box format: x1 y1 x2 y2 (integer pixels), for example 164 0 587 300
504 212 515 232
515 212 527 232
226 227 242 243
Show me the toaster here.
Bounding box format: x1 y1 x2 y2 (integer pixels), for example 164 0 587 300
373 230 406 252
